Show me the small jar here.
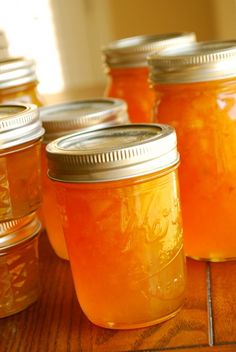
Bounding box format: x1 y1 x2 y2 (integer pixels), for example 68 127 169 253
102 32 196 123
0 213 41 318
40 98 129 260
46 124 186 329
0 57 43 106
149 41 236 261
0 104 44 221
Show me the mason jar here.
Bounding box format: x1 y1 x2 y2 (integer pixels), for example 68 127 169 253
103 32 196 123
46 124 186 329
149 40 236 261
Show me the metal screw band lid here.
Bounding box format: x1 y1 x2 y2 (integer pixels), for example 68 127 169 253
40 98 129 143
148 40 236 84
0 212 36 236
0 103 44 150
46 123 179 183
0 57 37 89
102 32 196 68
0 213 41 251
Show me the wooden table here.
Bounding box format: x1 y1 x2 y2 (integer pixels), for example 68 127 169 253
1 232 236 352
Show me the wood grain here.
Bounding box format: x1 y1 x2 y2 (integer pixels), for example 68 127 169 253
210 261 236 345
0 232 227 352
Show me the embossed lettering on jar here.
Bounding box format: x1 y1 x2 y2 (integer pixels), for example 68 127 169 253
103 32 196 123
148 40 236 261
0 213 41 318
46 124 186 329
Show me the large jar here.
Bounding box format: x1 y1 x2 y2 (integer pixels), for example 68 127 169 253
40 98 129 260
0 213 41 318
0 57 43 106
103 33 196 123
149 41 236 261
46 124 186 329
0 104 44 221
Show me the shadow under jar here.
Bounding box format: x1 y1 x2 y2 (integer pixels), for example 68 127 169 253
40 98 129 260
0 104 44 221
148 40 236 261
46 124 186 329
0 213 41 318
103 32 196 123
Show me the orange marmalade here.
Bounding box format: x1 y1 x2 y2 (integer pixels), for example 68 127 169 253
40 99 129 260
0 104 44 221
0 213 41 317
149 40 236 261
46 124 186 329
103 33 196 123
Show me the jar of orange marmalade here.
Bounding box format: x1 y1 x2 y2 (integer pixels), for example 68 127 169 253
0 213 41 318
40 98 129 260
0 57 43 106
148 41 236 261
0 104 44 221
102 32 196 123
46 124 186 329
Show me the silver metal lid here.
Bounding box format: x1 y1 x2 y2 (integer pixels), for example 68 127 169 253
0 213 41 251
148 40 236 84
102 32 196 68
0 57 37 89
46 124 179 183
0 103 44 150
40 98 129 143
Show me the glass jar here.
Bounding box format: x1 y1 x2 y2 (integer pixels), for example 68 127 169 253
0 104 44 221
40 98 129 260
149 41 236 261
103 32 196 123
46 124 186 329
0 57 43 106
0 213 41 318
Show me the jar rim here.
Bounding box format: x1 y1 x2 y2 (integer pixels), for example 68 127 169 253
40 98 129 143
0 57 37 89
102 32 196 68
46 123 179 183
0 214 41 251
148 40 236 84
0 103 44 150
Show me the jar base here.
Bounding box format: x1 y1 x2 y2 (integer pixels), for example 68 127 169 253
87 304 183 330
187 254 236 262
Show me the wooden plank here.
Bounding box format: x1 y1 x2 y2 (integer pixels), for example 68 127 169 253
0 235 209 352
210 261 236 345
